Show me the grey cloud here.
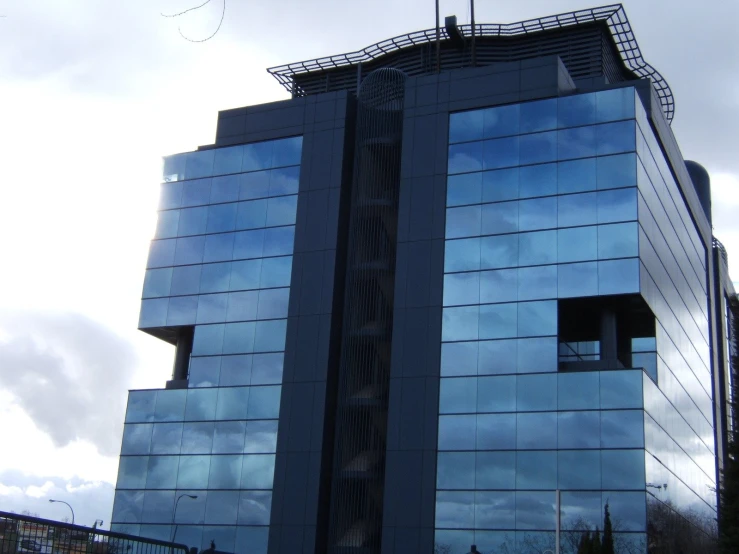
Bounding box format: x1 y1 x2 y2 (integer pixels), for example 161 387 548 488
0 312 138 456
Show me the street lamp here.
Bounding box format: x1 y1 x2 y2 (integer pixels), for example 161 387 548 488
48 499 75 525
171 494 198 544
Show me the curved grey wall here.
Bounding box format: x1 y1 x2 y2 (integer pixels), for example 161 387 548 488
686 160 712 224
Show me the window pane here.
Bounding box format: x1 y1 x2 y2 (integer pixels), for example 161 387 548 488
518 265 557 301
236 199 268 230
254 319 287 352
241 453 276 489
181 422 214 454
558 192 597 227
558 226 597 263
601 410 644 448
558 372 599 410
206 203 237 234
166 296 197 326
204 490 239 524
192 323 225 356
438 415 476 450
223 321 256 354
148 239 176 268
251 352 284 385
160 182 183 210
270 166 300 196
478 339 517 375
517 412 556 449
247 386 281 419
441 341 479 376
185 150 215 179
213 146 244 177
558 262 598 298
521 98 557 133
480 303 518 340
445 238 481 272
558 450 601 489
475 491 516 529
143 268 172 298
476 451 516 490
601 370 643 409
216 387 249 420
242 141 273 172
517 300 556 337
244 420 278 453
436 491 474 529
481 201 519 235
185 389 218 421
517 373 556 411
112 491 144 524
478 375 516 412
170 265 202 296
558 93 596 128
117 456 148 489
517 337 557 373
155 210 179 239
235 528 268 554
442 306 479 342
597 121 635 155
141 490 175 524
483 104 520 138
601 450 645 489
444 272 481 306
208 455 242 489
482 167 519 202
449 110 484 143
174 236 205 265
483 136 519 170
257 288 289 319
481 235 519 269
606 491 646 531
196 293 228 324
558 127 597 160
263 225 295 256
519 163 557 199
121 424 152 455
211 174 241 205
182 178 211 207
145 456 179 489
596 88 635 123
518 230 556 267
189 356 220 388
237 491 272 525
598 222 638 259
477 414 516 450
446 205 482 238
519 197 557 231
597 188 637 223
230 260 262 291
177 455 211 488
139 299 168 328
154 390 186 422
561 491 601 530
150 423 183 454
203 233 235 263
597 153 637 190
448 142 483 174
558 158 596 194
219 354 253 387
439 377 476 414
233 229 264 260
177 206 207 236
437 452 475 489
266 195 298 227
520 132 557 165
558 411 600 449
260 256 293 288
599 258 639 295
516 452 556 489
480 269 517 304
272 136 303 167
447 172 482 207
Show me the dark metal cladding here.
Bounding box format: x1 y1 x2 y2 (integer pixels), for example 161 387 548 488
327 68 407 554
686 160 712 224
267 4 675 123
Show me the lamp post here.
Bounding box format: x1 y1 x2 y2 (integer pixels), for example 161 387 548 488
171 494 198 544
48 499 75 526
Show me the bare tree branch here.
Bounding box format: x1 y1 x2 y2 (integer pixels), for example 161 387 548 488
161 0 213 18
162 0 226 42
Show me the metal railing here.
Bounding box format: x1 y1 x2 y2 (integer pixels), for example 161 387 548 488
0 511 190 554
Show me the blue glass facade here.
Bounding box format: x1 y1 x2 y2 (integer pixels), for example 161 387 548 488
111 137 301 554
435 88 715 553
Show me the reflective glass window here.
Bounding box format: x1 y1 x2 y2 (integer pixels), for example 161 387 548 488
480 269 517 304
230 259 262 291
192 323 225 356
475 491 516 529
160 182 183 210
480 303 518 340
517 300 556 337
517 337 558 373
139 298 168 328
163 153 186 182
247 386 281 419
476 451 516 490
441 341 479 377
447 172 482 207
177 206 207 236
260 256 293 288
241 454 276 489
216 387 249 420
121 424 152 455
170 265 201 296
477 375 516 412
182 178 211 207
597 121 635 155
437 452 475 489
597 223 638 259
481 201 519 235
242 141 273 172
266 195 298 227
244 420 278 453
254 319 287 352
517 412 556 449
142 268 172 298
233 229 264 260
185 150 215 180
518 265 557 301
558 411 600 449
519 163 557 199
223 321 256 354
435 530 474 552
189 356 220 388
478 339 518 375
516 373 556 411
600 370 643 409
200 527 236 554
483 136 519 170
166 296 197 326
448 142 483 174
126 391 156 423
482 167 519 202
520 98 557 133
206 203 237 234
438 415 476 450
483 104 520 138
477 413 516 450
257 288 290 319
520 133 557 165
236 199 268 230
208 455 242 489
213 146 243 178
445 238 481 272
196 293 228 324
558 262 598 298
518 230 556 267
145 456 179 489
558 126 597 160
558 450 601 489
558 192 597 227
148 239 176 268
473 531 511 552
444 272 480 306
436 491 474 529
601 410 644 448
597 153 637 190
237 491 272 525
235 528 268 554
558 158 596 194
481 234 519 269
203 233 235 263
219 354 253 387
516 452 557 489
518 197 557 231
597 187 637 223
596 88 635 123
177 455 211 489
446 205 481 238
210 174 241 204
184 388 218 421
558 93 597 128
558 226 597 263
606 491 646 531
263 226 295 257
272 136 303 167
598 258 639 295
181 422 214 454
442 306 479 342
440 377 476 414
155 210 179 239
270 166 300 196
174 236 205 265
204 490 239 525
153 390 186 422
561 491 601 530
601 450 645 489
112 491 144 524
138 525 171 542
449 110 484 143
117 456 148 489
251 352 284 385
558 372 599 410
150 423 182 454
200 262 231 294
141 491 175 524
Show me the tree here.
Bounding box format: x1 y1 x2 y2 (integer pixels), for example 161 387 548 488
720 294 739 553
591 527 602 554
602 502 615 554
577 531 592 554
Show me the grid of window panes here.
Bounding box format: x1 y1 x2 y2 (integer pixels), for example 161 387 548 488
436 89 649 553
111 137 301 554
634 97 716 527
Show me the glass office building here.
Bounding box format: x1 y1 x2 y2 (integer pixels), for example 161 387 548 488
112 5 733 554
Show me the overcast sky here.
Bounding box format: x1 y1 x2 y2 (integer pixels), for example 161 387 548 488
0 0 738 529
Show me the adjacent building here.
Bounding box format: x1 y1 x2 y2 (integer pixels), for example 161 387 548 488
111 5 734 553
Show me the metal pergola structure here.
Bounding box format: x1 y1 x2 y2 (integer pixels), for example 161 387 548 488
267 4 675 123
